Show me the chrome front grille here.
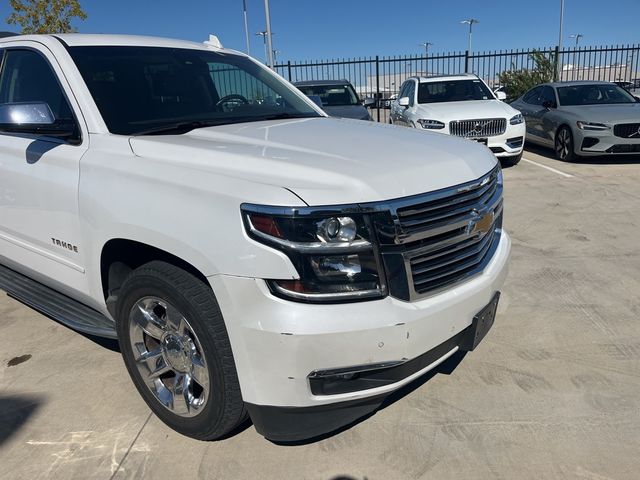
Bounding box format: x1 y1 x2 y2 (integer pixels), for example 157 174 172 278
449 118 507 137
374 166 503 300
613 123 640 138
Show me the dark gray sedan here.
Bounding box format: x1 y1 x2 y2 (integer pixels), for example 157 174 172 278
511 81 640 161
294 80 373 121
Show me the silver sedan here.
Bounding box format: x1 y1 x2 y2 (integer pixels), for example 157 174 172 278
511 81 640 161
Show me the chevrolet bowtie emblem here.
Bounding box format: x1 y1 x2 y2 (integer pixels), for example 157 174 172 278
467 210 494 236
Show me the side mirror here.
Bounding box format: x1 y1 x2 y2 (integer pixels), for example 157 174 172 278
363 98 376 107
542 100 557 110
398 97 410 107
306 95 324 108
495 91 507 101
0 102 75 137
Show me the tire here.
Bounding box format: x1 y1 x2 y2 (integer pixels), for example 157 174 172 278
555 126 579 162
500 152 522 167
116 261 247 440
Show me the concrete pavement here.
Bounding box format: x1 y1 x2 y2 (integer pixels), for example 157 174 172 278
1 147 639 480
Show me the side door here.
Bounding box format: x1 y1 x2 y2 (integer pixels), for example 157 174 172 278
517 86 544 141
538 86 560 145
0 45 90 296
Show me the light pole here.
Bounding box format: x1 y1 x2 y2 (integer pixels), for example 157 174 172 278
264 0 275 68
556 0 565 80
570 33 584 47
256 31 269 63
272 49 281 64
460 19 479 53
242 0 250 55
419 42 433 55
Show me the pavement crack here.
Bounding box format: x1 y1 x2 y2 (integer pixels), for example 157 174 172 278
108 413 152 480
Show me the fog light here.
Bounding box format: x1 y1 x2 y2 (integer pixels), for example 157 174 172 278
317 217 357 242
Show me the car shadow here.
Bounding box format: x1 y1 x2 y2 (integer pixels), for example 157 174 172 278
524 143 640 165
0 394 44 447
270 350 468 446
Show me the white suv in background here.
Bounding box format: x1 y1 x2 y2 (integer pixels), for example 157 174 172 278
390 74 526 166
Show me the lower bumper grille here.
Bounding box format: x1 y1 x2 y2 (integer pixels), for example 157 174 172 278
606 144 640 153
450 118 507 137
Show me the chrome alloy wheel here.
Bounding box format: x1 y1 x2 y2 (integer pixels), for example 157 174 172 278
556 128 571 160
129 297 210 417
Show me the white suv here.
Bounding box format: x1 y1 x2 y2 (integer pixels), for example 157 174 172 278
390 74 526 166
0 34 510 442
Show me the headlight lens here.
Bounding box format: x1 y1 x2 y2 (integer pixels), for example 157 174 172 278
242 206 386 302
509 113 524 125
576 121 609 131
417 119 445 129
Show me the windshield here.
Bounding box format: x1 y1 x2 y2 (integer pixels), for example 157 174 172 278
69 46 320 135
418 79 494 103
296 84 360 106
557 84 637 106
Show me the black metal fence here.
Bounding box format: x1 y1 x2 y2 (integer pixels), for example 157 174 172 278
274 44 640 120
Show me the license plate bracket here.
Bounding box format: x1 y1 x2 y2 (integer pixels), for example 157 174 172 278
460 292 500 351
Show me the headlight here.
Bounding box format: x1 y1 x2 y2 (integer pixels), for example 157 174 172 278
241 205 386 303
509 113 524 125
417 119 445 129
576 121 609 131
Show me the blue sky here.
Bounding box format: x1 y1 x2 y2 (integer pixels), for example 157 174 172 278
0 1 638 62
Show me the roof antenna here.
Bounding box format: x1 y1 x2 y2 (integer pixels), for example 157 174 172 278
204 34 223 49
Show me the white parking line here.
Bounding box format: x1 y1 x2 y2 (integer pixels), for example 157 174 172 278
522 158 574 178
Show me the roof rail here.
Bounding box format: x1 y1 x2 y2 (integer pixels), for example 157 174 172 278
0 32 19 38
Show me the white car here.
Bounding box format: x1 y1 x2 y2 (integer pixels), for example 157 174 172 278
390 74 526 166
0 33 510 442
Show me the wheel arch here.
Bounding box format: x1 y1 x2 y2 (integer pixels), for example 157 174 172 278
100 238 210 317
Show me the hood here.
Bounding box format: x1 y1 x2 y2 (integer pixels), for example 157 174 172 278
415 99 518 121
559 103 640 123
322 105 372 121
129 117 496 206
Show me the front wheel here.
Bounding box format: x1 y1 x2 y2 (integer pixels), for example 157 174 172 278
555 126 579 162
116 261 246 440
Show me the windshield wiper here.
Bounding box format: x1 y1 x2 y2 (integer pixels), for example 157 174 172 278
133 120 230 136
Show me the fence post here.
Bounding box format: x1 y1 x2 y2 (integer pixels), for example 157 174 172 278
464 50 470 73
553 45 560 82
375 55 380 122
287 61 292 82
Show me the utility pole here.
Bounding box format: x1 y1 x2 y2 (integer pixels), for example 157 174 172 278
264 0 275 68
460 19 479 53
242 0 250 55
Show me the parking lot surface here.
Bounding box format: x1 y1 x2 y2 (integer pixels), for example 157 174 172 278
1 147 639 480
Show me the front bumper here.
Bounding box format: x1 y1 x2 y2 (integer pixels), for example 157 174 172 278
575 128 640 155
432 122 526 157
209 229 510 412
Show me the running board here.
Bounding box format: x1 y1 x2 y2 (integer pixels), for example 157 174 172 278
0 263 117 339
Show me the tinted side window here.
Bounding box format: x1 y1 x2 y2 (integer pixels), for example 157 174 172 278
0 49 74 121
398 82 409 99
522 86 543 105
541 86 556 105
406 81 416 106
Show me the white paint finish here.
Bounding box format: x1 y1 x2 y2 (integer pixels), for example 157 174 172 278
209 232 510 407
0 34 511 414
130 117 498 205
522 157 575 178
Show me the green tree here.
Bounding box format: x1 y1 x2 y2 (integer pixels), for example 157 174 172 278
7 0 87 34
499 51 556 100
